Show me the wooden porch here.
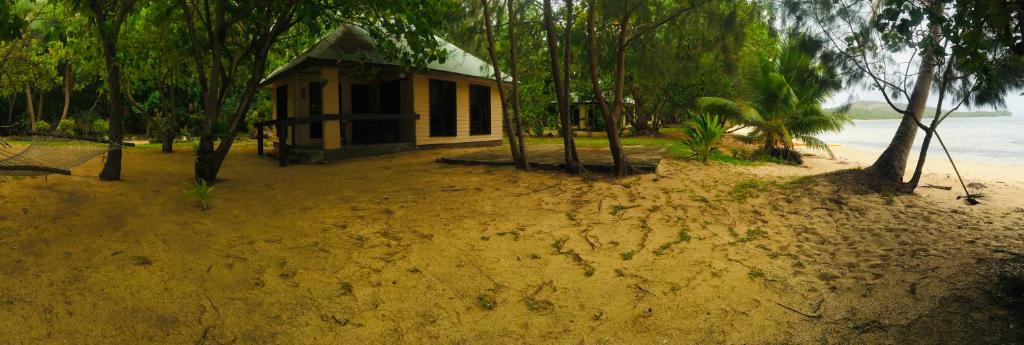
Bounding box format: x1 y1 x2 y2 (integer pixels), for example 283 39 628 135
254 112 419 166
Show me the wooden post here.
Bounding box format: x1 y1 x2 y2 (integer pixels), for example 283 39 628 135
257 125 264 156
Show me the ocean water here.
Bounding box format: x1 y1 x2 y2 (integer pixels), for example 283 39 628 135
820 115 1024 166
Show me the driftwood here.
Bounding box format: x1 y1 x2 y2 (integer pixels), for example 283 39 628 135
921 184 953 190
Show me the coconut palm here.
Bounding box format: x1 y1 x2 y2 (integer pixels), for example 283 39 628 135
681 111 726 164
697 34 848 163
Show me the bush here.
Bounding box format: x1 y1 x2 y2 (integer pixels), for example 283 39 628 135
33 120 51 132
92 119 110 137
57 118 76 136
681 111 726 164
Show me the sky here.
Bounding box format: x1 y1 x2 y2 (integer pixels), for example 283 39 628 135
818 47 1024 118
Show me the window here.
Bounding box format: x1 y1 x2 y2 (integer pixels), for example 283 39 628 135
469 85 491 135
308 82 323 139
429 79 457 137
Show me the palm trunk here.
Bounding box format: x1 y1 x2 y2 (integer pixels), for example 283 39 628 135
60 64 73 121
543 0 582 173
869 23 940 185
479 0 524 168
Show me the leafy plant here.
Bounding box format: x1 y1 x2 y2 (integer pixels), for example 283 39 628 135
681 111 726 164
477 294 496 310
92 119 110 138
698 33 849 163
185 178 214 211
56 118 76 135
33 120 50 132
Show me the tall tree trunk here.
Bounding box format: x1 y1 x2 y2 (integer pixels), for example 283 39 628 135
586 0 631 176
7 97 14 125
506 0 529 170
60 63 73 121
902 53 957 191
36 90 44 125
868 22 940 185
479 0 524 169
543 0 583 173
87 0 133 181
24 83 36 129
163 70 176 153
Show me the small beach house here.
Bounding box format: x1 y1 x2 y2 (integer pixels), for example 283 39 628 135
258 24 505 165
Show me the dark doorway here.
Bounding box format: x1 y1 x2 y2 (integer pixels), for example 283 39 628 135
429 79 457 137
571 105 581 128
276 85 288 120
469 85 491 135
351 84 373 114
276 85 289 146
379 79 401 114
308 82 323 139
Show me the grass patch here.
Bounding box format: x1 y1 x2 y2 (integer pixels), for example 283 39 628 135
339 282 354 296
496 228 523 241
620 250 637 261
653 226 693 256
477 294 497 310
729 179 773 202
730 227 769 244
609 204 639 216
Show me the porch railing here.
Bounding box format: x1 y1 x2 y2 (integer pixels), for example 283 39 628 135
254 113 419 166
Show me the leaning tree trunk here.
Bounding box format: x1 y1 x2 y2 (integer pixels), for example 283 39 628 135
507 0 529 170
586 0 631 176
543 0 583 173
479 0 524 168
869 23 940 185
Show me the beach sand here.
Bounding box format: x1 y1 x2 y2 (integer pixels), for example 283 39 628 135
1 142 1023 344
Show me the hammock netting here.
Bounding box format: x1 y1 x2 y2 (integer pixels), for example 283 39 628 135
0 136 115 176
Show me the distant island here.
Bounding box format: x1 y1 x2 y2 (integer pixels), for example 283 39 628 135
834 101 1012 120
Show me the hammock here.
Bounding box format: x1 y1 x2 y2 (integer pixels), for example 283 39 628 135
0 134 131 176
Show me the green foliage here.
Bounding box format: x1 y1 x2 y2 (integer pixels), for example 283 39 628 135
681 111 726 164
185 178 214 211
92 119 109 137
698 34 849 162
33 120 50 131
477 294 496 310
56 118 75 135
729 179 772 202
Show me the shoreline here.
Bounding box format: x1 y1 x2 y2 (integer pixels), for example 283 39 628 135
748 144 1024 209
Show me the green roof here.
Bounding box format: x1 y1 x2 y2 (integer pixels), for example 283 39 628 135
263 24 507 85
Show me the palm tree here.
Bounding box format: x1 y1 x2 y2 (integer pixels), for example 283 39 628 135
697 34 848 163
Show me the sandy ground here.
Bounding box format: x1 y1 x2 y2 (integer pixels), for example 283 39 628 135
1 142 1024 344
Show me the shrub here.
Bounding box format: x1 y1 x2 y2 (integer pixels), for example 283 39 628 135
56 118 76 136
92 119 110 137
185 178 214 211
681 111 726 164
33 120 51 132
